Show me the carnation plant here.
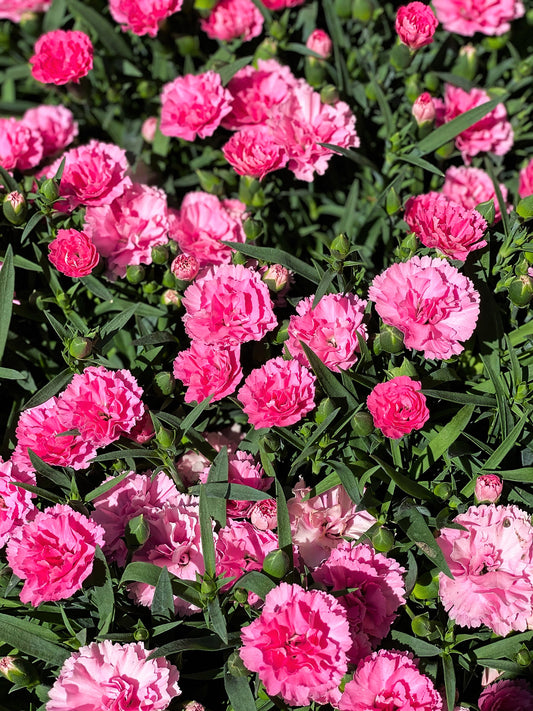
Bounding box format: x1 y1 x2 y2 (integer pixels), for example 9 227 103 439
0 0 532 710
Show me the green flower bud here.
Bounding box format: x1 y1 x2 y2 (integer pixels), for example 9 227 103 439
154 371 175 396
3 191 26 225
351 411 374 437
39 178 60 202
254 38 278 62
305 57 327 88
351 0 374 22
151 244 169 265
243 217 263 241
335 0 352 18
386 187 402 216
269 21 285 41
372 526 395 552
126 264 145 284
483 34 508 51
508 275 533 307
194 0 217 9
435 140 455 160
320 84 340 105
379 324 404 354
412 571 439 600
330 233 350 259
452 43 477 81
0 656 39 688
175 35 200 57
162 269 177 289
124 514 151 549
515 647 533 667
156 426 175 448
390 43 412 71
143 280 160 294
434 482 452 500
56 292 70 310
200 576 218 597
316 397 336 424
262 549 290 579
424 72 440 93
233 588 248 604
161 289 181 307
68 336 93 360
260 432 280 454
133 624 150 642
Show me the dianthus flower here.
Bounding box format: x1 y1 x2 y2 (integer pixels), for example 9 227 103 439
201 0 263 41
368 255 480 360
240 583 351 706
173 342 242 404
160 71 232 141
433 0 524 36
306 29 333 58
223 126 288 180
260 0 305 7
395 2 439 50
176 427 243 487
22 105 77 159
313 542 406 665
478 679 533 711
442 165 509 222
287 292 367 372
30 30 93 85
216 520 278 591
6 504 104 606
238 357 316 429
0 0 50 22
46 640 181 711
518 158 533 199
367 376 430 439
48 229 99 278
475 474 503 504
182 263 277 347
437 505 533 636
0 117 43 171
0 458 37 549
109 0 183 37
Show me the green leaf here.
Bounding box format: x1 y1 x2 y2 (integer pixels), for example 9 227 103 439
191 483 273 502
151 567 175 621
290 408 340 473
397 501 452 578
80 275 113 300
328 461 361 506
205 447 228 527
27 450 71 490
235 571 276 600
311 269 337 309
422 389 496 407
0 367 26 380
207 595 228 644
0 167 19 192
199 485 216 578
441 653 455 711
67 0 134 59
84 470 131 502
0 244 14 365
100 303 138 339
372 455 434 501
218 56 253 85
480 354 513 439
93 448 157 463
120 562 202 607
224 668 256 711
0 613 69 666
412 405 475 476
301 342 357 407
395 153 444 178
43 0 66 31
44 311 69 341
88 546 114 635
389 631 441 657
492 468 533 482
275 478 292 559
474 631 533 660
21 212 46 241
148 634 237 659
224 241 320 285
22 369 73 411
180 395 214 436
516 195 533 219
481 410 529 471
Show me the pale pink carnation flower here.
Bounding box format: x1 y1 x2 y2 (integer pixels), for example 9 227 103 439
12 396 97 475
442 165 509 221
216 520 278 591
287 481 376 567
261 0 305 8
269 81 360 181
238 357 316 429
109 0 183 37
173 342 242 404
367 376 430 439
287 292 368 372
249 499 277 530
176 426 243 488
201 0 263 41
171 253 200 281
518 158 533 199
0 459 37 549
240 582 351 706
85 183 169 279
475 474 503 504
0 0 50 21
22 105 78 158
306 29 332 58
395 2 439 50
433 0 524 36
478 679 533 711
404 191 487 261
30 30 93 85
57 366 145 448
437 504 533 636
91 470 180 566
48 229 100 278
412 92 436 125
223 125 288 180
368 255 480 360
182 263 277 347
313 541 406 665
46 640 181 711
0 117 43 171
438 84 513 164
168 192 246 267
141 116 158 143
160 71 232 141
339 649 443 711
6 504 104 606
46 140 131 212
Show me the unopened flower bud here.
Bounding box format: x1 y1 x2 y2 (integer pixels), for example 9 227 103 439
352 0 374 21
330 233 350 259
0 656 39 688
243 217 262 241
434 482 452 500
126 264 145 284
351 411 374 437
508 275 533 307
133 621 150 641
154 371 175 396
162 269 176 289
306 29 332 59
156 426 175 448
233 588 248 604
141 117 158 143
39 178 60 202
386 186 402 215
68 336 93 360
151 244 169 265
124 514 151 549
3 191 26 225
412 92 436 126
171 254 200 282
411 613 434 638
249 499 277 531
474 474 503 504
320 84 340 105
262 264 290 292
161 289 181 307
316 397 336 424
335 0 352 18
262 549 290 579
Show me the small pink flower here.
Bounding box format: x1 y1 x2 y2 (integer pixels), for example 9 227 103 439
0 0 50 22
173 342 242 404
306 29 332 59
30 30 93 85
367 376 430 439
216 520 278 591
22 105 78 159
238 357 316 429
478 679 533 711
201 0 263 41
396 2 439 50
442 165 509 222
48 229 99 278
141 116 158 143
0 117 43 171
262 263 291 292
6 504 104 606
412 92 436 125
109 0 183 37
518 158 533 199
223 126 288 180
171 254 200 281
475 474 503 504
240 582 351 706
222 451 273 519
46 640 181 711
249 499 277 530
433 0 524 36
160 71 233 141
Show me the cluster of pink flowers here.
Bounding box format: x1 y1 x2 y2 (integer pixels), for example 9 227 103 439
0 0 51 22
0 458 37 549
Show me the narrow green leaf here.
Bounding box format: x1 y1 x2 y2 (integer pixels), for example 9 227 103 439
207 596 228 644
224 669 256 711
0 244 14 364
474 631 533 660
13 481 63 504
93 448 157 463
516 195 533 219
390 631 441 657
120 562 202 607
235 571 276 600
100 303 138 338
205 447 228 527
84 470 131 502
290 408 340 472
27 450 71 490
441 653 455 711
319 143 377 170
44 311 69 341
199 485 216 578
396 153 444 178
67 0 134 59
0 613 69 666
180 395 214 436
22 369 73 410
0 167 19 192
481 410 529 471
224 241 320 285
21 212 46 241
311 269 337 309
80 274 113 300
422 389 496 407
218 56 253 85
0 367 25 380
89 546 114 635
481 354 512 439
151 567 175 621
131 332 177 347
191 483 273 502
398 503 452 578
412 405 475 476
328 461 361 505
43 0 66 31
301 342 357 407
372 455 434 501
275 478 292 559
148 634 236 659
492 468 533 482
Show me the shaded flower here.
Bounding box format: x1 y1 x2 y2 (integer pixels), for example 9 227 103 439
201 0 263 41
433 0 524 36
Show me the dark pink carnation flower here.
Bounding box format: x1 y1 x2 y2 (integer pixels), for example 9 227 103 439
201 0 263 41
313 541 406 665
46 640 181 711
442 165 509 222
437 504 533 637
238 357 316 429
518 158 533 199
240 582 351 706
223 126 288 180
367 376 430 439
339 649 443 711
0 458 37 549
30 30 93 85
0 117 43 171
48 229 99 278
368 255 480 360
478 679 533 711
173 342 242 404
0 0 50 22
22 105 78 158
182 263 277 347
160 71 232 141
433 0 524 36
6 504 104 606
216 520 278 591
396 1 439 50
109 0 183 37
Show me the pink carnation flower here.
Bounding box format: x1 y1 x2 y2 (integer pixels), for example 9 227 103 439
238 357 316 429
306 29 332 59
169 192 246 267
518 158 533 199
22 105 78 159
182 263 277 347
433 0 524 36
0 0 50 22
48 229 99 278
260 0 305 8
395 2 439 50
475 474 503 504
6 504 104 606
404 191 487 261
313 542 406 665
0 459 37 549
437 504 533 636
478 679 533 711
0 117 43 171
208 450 273 519
30 30 93 85
85 183 169 279
442 165 509 222
287 481 377 568
412 92 437 125
46 640 181 711
287 292 368 372
223 126 288 180
201 0 263 41
173 342 242 404
339 649 443 711
109 0 183 37
176 426 243 487
249 499 277 530
240 582 351 707
367 376 430 439
437 84 513 164
216 520 278 591
368 255 480 360
160 71 232 141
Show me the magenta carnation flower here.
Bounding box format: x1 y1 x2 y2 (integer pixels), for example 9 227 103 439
433 0 524 36
22 104 78 159
238 357 316 429
213 450 272 519
338 649 443 711
395 2 439 50
201 0 263 41
182 264 277 347
46 640 181 711
223 126 288 181
30 30 93 85
240 582 351 706
437 504 533 637
368 255 480 360
478 679 533 711
442 165 509 222
287 292 368 372
173 342 243 404
48 229 100 278
6 504 104 606
109 0 183 37
0 458 37 548
0 117 43 171
367 376 430 439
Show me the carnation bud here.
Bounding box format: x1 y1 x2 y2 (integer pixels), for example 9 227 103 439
262 549 290 579
233 588 248 604
232 250 248 266
3 191 26 225
515 647 533 667
124 514 150 549
200 576 218 597
329 233 350 259
372 526 394 552
352 0 374 21
433 482 452 500
161 289 181 307
390 43 412 71
262 264 290 292
151 244 169 265
436 140 455 160
162 269 176 289
411 613 434 638
351 411 374 437
154 371 175 396
452 43 478 81
141 117 158 143
320 84 340 105
126 264 145 284
269 21 285 41
254 37 278 61
0 656 39 688
68 336 93 360
260 432 280 454
56 291 70 310
133 621 150 641
412 571 439 600
305 57 327 88
156 426 175 448
412 93 436 126
183 701 206 711
474 474 503 504
475 199 495 225
316 397 336 424
175 35 200 56
379 324 404 354
171 254 200 282
143 280 159 294
335 0 352 18
39 178 60 202
243 217 263 241
508 274 533 307
306 29 332 59
386 186 402 215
